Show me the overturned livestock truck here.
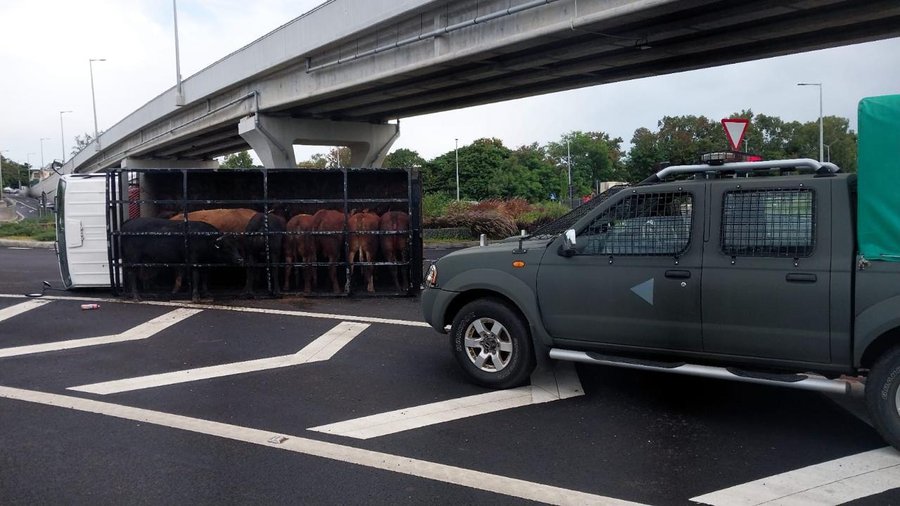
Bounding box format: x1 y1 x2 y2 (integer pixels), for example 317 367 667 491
103 167 422 299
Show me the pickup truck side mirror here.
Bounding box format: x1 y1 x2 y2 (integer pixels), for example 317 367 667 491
559 229 577 257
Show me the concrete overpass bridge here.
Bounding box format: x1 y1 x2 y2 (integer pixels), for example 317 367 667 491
61 0 900 174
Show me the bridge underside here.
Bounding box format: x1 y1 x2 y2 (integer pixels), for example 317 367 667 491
74 0 900 171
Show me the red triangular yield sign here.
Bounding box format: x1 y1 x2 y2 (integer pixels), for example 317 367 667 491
721 118 750 151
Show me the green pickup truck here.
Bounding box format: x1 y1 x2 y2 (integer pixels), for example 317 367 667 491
421 95 900 449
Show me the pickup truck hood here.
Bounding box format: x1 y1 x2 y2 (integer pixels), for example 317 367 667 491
432 238 554 291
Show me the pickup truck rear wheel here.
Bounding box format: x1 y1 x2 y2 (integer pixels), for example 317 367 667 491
865 345 900 449
450 299 535 389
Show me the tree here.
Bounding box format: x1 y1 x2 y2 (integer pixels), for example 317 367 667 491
546 131 625 197
221 150 255 168
420 138 512 200
503 143 559 201
383 148 425 168
623 111 859 180
71 132 103 157
297 154 328 169
462 138 513 200
0 155 29 188
623 127 663 182
326 147 351 168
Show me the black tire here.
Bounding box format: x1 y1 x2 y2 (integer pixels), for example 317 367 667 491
865 345 900 449
450 298 535 389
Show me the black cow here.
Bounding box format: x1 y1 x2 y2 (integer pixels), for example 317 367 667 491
242 212 286 298
120 217 242 302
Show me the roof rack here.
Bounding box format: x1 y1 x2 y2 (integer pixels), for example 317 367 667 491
640 158 841 184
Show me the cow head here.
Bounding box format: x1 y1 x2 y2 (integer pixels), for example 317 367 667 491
214 233 244 265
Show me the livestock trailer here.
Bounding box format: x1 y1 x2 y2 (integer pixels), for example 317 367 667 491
56 168 422 298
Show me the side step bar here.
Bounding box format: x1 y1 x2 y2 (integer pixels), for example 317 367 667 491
549 349 862 396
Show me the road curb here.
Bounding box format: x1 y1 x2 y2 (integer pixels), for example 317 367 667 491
0 238 55 249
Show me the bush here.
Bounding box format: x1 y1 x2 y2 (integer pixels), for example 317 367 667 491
422 193 452 224
0 216 56 241
466 210 518 239
424 198 572 238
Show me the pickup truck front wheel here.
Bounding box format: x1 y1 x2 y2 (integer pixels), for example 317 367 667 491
450 299 535 389
866 345 900 449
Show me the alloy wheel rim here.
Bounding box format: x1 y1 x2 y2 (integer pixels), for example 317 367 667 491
463 317 513 373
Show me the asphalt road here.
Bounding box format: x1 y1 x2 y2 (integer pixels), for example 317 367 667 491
1 246 897 505
2 193 46 221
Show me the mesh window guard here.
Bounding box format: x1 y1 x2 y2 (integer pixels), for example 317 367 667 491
580 192 693 256
721 189 815 257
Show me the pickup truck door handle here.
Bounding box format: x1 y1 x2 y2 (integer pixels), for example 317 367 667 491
786 273 817 283
665 270 691 279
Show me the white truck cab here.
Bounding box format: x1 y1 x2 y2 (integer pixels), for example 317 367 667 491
55 174 111 288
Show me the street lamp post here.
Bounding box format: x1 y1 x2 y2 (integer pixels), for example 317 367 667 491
89 58 106 151
566 138 573 204
797 82 823 162
173 0 185 106
59 110 72 162
40 138 50 168
455 138 460 201
824 144 831 163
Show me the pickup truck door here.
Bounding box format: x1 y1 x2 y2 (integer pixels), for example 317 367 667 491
536 186 704 351
701 179 832 363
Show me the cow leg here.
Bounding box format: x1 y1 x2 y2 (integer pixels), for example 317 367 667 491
191 268 201 303
283 251 293 292
302 258 313 294
302 251 316 294
400 248 410 291
390 265 401 291
385 250 400 291
364 249 375 293
242 264 255 298
200 269 211 299
172 271 183 294
270 257 281 297
328 255 340 293
127 268 141 302
348 246 357 279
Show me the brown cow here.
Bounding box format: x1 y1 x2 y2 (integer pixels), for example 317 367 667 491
379 211 410 292
348 211 380 293
283 213 317 293
313 209 345 294
169 208 258 232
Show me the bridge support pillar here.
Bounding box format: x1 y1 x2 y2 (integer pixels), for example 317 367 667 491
238 114 399 168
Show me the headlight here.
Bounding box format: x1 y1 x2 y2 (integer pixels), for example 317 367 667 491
424 263 438 288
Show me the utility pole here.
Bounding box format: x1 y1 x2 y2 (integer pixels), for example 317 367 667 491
797 82 824 162
40 138 50 168
59 110 72 162
0 149 8 190
455 138 460 201
89 58 106 151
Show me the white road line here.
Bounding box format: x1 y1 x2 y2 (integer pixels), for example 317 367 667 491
69 322 369 395
0 293 428 327
0 299 51 323
310 361 584 439
7 247 32 250
0 386 642 506
690 446 900 506
0 308 201 359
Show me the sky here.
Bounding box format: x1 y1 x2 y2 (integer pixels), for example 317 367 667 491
1 0 899 169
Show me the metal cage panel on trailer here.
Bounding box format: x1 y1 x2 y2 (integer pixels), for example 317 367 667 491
105 168 422 299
